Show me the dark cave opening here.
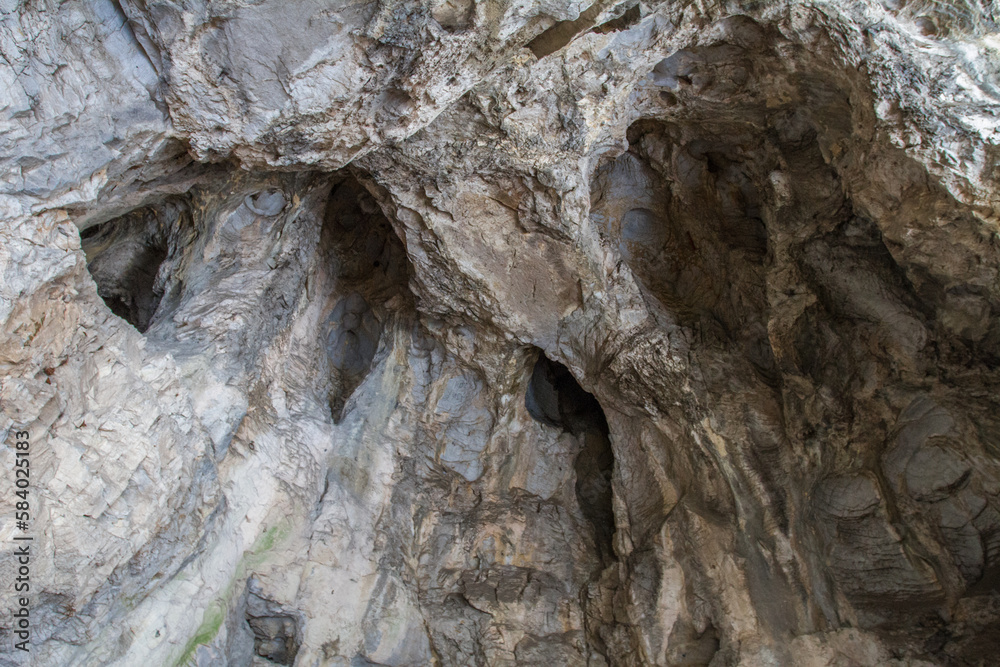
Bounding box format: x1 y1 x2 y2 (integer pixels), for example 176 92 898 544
80 199 187 333
243 586 302 666
526 352 616 564
247 613 299 665
319 173 412 423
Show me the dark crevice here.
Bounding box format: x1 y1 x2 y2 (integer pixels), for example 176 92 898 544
666 618 721 666
526 1 607 59
526 351 618 662
319 173 413 423
247 615 299 665
81 198 189 333
592 3 640 33
526 352 615 565
244 588 301 666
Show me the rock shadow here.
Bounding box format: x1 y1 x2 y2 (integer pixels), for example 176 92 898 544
81 197 191 333
526 351 615 565
318 173 413 422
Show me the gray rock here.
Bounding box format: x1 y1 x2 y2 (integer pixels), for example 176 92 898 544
3 0 1000 665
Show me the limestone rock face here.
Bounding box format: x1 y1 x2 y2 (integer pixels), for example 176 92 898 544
2 1 1000 665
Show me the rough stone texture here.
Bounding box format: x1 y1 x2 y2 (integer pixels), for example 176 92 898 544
1 0 1000 665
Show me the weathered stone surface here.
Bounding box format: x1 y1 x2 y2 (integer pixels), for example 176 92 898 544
2 0 1000 665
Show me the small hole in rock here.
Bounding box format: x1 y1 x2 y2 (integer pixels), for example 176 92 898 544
247 614 299 665
80 201 186 333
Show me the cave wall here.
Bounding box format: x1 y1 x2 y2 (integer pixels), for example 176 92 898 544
2 1 1000 665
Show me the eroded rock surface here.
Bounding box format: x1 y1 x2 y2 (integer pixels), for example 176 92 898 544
2 0 1000 665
